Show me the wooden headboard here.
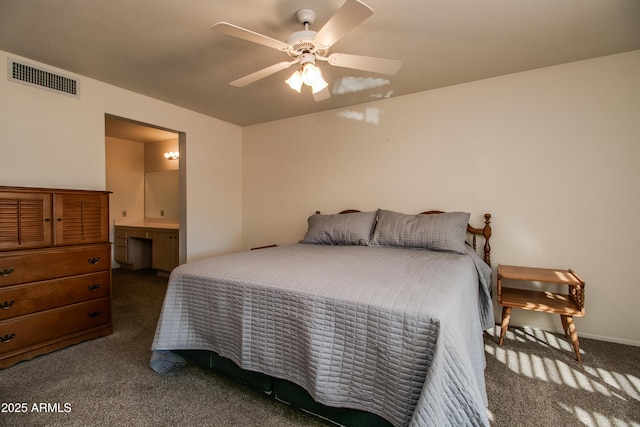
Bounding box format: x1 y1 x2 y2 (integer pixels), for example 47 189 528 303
322 209 492 266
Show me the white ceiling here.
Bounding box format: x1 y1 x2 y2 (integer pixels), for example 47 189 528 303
2 0 639 127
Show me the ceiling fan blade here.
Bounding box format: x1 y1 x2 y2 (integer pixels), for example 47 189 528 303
313 87 331 101
314 0 373 48
327 53 402 75
231 61 296 87
211 22 291 52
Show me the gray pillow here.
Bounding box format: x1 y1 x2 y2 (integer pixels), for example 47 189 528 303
300 211 377 246
370 209 470 254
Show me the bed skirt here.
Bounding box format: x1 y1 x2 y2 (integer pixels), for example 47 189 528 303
173 349 393 427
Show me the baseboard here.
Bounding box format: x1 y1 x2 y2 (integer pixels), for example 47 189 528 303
574 331 640 347
494 321 640 348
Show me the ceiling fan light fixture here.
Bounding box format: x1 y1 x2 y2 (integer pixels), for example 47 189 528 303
286 61 328 94
213 0 402 103
301 62 324 87
311 78 328 94
285 70 303 92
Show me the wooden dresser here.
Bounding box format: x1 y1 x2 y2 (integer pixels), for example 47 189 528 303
0 186 112 368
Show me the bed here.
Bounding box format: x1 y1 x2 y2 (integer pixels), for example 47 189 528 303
150 209 494 427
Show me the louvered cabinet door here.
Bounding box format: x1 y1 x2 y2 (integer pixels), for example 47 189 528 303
53 192 109 246
0 191 53 251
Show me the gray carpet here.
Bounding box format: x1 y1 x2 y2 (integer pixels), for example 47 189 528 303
483 325 640 426
1 269 638 426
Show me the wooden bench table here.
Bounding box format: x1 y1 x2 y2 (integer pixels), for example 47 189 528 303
497 264 585 362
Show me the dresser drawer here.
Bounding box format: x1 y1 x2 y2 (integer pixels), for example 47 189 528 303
0 297 111 356
0 243 110 287
0 271 110 321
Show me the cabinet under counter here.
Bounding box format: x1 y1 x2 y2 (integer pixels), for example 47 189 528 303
113 222 179 274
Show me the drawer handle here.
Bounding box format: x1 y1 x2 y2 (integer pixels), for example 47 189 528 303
0 267 14 277
0 333 16 343
88 284 101 291
88 311 101 318
87 257 101 265
1 300 15 310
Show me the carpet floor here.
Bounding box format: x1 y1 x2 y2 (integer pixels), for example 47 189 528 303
1 268 638 426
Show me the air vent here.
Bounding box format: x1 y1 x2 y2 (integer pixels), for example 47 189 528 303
8 58 80 98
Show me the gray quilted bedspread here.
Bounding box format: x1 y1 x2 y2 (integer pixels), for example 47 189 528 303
151 244 493 427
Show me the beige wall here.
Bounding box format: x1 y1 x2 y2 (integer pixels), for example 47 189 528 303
105 136 146 224
243 51 640 345
1 50 243 261
3 47 639 346
106 136 180 224
145 138 179 173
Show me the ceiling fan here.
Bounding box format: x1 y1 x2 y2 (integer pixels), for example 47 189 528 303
211 0 402 101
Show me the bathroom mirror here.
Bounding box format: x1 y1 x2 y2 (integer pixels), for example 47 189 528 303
145 170 179 220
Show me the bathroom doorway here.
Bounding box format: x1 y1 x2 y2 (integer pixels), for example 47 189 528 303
104 114 186 267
